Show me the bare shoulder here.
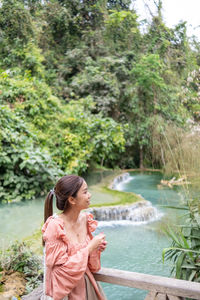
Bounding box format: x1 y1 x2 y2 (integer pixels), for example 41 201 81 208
79 212 87 227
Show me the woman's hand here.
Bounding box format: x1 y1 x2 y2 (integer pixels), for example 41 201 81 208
98 240 107 252
87 233 106 253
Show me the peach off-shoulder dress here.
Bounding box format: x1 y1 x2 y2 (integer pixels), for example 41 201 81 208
42 213 106 300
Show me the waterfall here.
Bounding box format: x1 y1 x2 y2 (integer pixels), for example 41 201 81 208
91 172 163 225
88 200 162 224
110 172 132 190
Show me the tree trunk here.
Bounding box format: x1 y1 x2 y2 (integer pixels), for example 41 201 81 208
139 145 144 169
101 156 104 167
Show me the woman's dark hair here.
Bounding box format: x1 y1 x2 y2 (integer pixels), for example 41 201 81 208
44 175 84 223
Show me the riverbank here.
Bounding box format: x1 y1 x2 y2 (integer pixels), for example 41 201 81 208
88 170 143 207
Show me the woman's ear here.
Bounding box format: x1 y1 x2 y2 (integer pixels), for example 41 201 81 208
68 196 76 206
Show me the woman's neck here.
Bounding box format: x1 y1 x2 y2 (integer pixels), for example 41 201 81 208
61 206 81 225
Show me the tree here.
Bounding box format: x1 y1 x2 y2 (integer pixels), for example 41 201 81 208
104 10 140 53
0 0 34 45
130 53 186 168
107 0 131 10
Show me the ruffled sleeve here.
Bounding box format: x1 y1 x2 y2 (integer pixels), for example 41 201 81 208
87 213 98 234
86 213 101 273
42 217 89 300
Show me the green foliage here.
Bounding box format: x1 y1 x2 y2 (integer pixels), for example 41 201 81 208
0 0 200 201
0 70 62 133
144 16 174 57
132 54 165 93
55 97 125 172
0 0 34 45
104 10 140 52
163 200 200 282
0 242 43 293
0 71 125 201
69 62 121 116
182 69 200 121
129 53 187 167
107 0 131 10
0 64 125 201
39 2 75 52
0 105 61 202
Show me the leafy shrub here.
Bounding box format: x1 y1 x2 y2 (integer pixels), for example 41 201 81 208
163 199 200 282
56 97 125 172
0 242 43 293
0 69 125 201
0 0 34 45
0 105 62 202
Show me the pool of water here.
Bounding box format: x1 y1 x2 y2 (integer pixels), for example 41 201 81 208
0 198 44 248
0 171 187 299
93 171 187 300
97 223 172 300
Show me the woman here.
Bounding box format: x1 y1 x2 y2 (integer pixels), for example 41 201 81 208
42 175 107 300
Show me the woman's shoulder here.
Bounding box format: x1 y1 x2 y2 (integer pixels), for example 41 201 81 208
42 214 67 242
43 214 64 229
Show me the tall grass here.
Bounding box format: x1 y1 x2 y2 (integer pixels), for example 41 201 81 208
151 116 200 181
151 116 200 282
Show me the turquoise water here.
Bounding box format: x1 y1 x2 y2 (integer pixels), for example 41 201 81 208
94 171 187 300
0 198 44 247
97 224 171 299
0 171 187 299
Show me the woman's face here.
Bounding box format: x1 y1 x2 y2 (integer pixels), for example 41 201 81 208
74 180 91 210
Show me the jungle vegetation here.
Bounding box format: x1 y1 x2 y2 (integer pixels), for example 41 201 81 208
0 0 200 203
0 0 200 287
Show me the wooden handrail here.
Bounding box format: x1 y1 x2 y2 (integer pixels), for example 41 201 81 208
22 267 200 300
94 267 200 300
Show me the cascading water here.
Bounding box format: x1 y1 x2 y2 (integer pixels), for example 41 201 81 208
110 172 132 190
88 200 162 223
89 172 163 224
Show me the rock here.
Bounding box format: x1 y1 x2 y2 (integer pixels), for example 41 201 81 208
160 176 190 188
0 271 26 299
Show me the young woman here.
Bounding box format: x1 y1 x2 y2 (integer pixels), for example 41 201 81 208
42 175 107 300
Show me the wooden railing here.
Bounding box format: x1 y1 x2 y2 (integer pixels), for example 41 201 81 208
22 267 200 300
94 268 200 300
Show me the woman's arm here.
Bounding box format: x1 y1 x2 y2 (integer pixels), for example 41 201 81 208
43 219 89 300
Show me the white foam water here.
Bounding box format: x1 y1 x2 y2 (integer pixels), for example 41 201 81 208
97 210 164 228
111 172 133 190
104 172 164 225
115 176 134 191
88 201 164 225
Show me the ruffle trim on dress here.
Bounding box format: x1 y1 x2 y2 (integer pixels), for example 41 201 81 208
42 215 68 244
87 213 98 233
42 213 98 244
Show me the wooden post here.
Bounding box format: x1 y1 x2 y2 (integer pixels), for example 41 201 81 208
167 295 183 300
155 294 167 300
145 291 157 300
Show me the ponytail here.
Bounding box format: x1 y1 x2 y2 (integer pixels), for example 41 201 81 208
43 190 54 246
44 190 54 223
